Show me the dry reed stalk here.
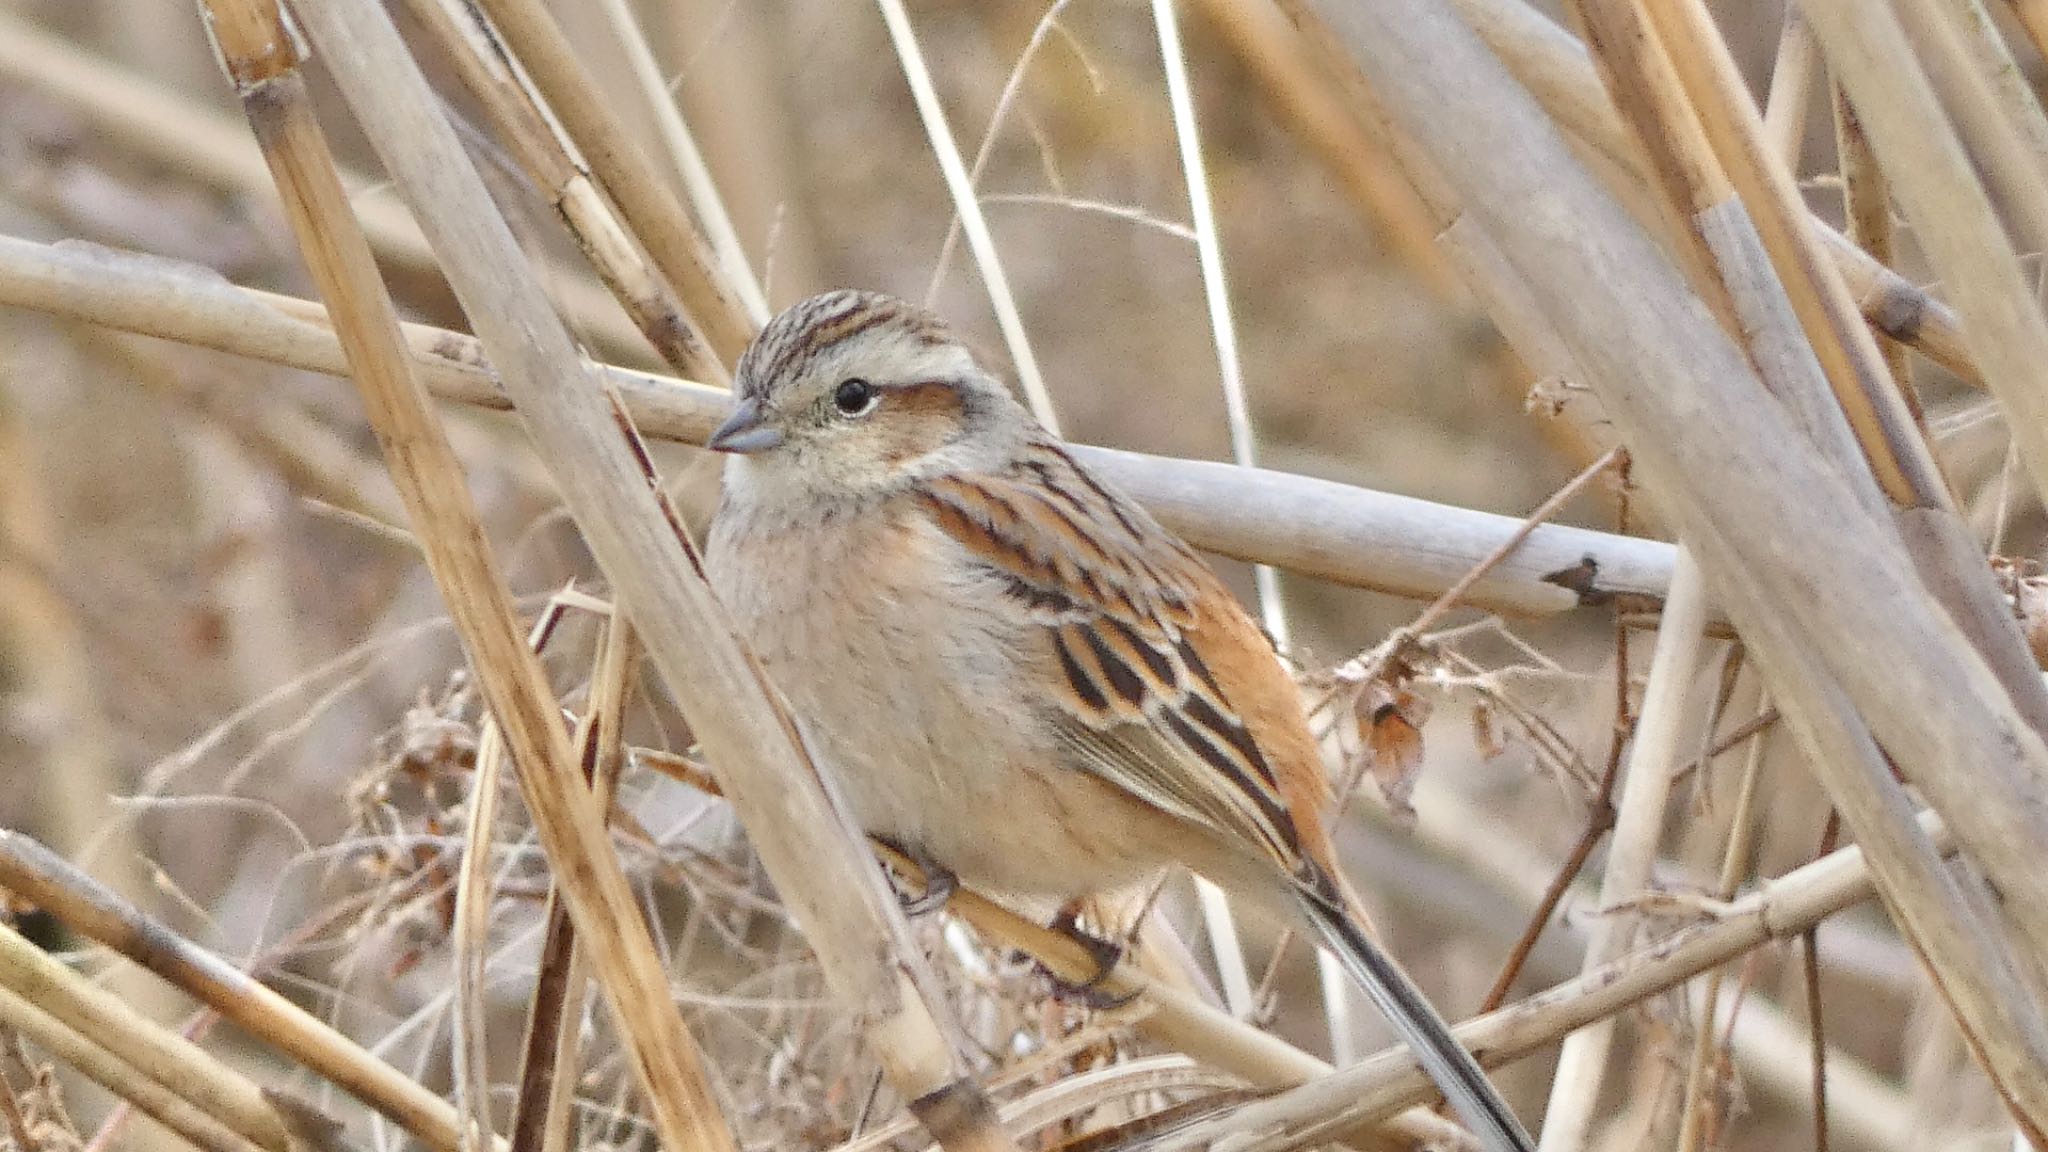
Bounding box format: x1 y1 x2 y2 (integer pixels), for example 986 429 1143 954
1759 10 1818 162
1153 0 1268 1029
452 721 505 1152
0 403 133 895
1199 0 1607 476
0 923 294 1152
1674 690 1771 1152
1298 0 2048 1130
1193 0 1461 302
508 615 638 1152
395 0 726 385
270 0 1015 1148
464 0 753 363
1779 0 2048 509
875 0 1057 433
0 6 645 360
0 832 470 1151
1568 0 1745 327
1147 807 1961 1151
587 0 767 324
1831 87 1918 429
200 6 738 1152
1535 550 1706 1151
0 985 265 1152
2007 0 2048 63
1613 0 2048 934
0 235 1684 616
1637 0 1932 506
1891 0 2048 260
1797 0 2048 960
1448 0 1981 386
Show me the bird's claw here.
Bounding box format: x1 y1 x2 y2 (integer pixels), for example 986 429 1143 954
875 837 957 917
1038 907 1139 1009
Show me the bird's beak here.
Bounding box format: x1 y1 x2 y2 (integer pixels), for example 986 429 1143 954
707 397 785 454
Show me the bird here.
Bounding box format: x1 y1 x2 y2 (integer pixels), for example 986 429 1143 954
703 289 1533 1152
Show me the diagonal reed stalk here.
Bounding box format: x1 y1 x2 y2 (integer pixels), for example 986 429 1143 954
395 0 727 385
201 3 737 1151
464 0 754 364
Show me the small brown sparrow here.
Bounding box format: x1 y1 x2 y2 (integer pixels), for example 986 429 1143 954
705 291 1531 1152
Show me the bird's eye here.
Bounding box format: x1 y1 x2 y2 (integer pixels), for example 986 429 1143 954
833 378 878 417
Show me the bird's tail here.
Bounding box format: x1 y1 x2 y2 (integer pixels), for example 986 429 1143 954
1292 879 1535 1152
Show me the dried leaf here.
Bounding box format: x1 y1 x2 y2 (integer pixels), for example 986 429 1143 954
1995 558 2048 667
1356 681 1428 818
1471 699 1508 761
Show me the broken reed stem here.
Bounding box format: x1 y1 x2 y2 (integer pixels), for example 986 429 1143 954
0 983 264 1152
466 0 753 364
1831 86 1917 431
0 831 473 1152
1639 0 1935 509
1795 0 2048 514
0 923 291 1152
1149 808 1959 1151
1536 547 1706 1151
396 0 726 385
274 1 1018 1149
199 5 738 1152
0 235 1685 618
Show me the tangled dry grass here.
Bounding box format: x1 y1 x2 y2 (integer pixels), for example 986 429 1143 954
0 1 2045 1151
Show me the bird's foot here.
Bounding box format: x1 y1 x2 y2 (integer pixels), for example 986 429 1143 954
1037 904 1139 1010
873 837 957 917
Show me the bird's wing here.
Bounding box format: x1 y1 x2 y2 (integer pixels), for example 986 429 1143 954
920 443 1538 1152
917 441 1324 879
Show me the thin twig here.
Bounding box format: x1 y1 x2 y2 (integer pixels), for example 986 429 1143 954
1536 547 1707 1150
875 0 1058 432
